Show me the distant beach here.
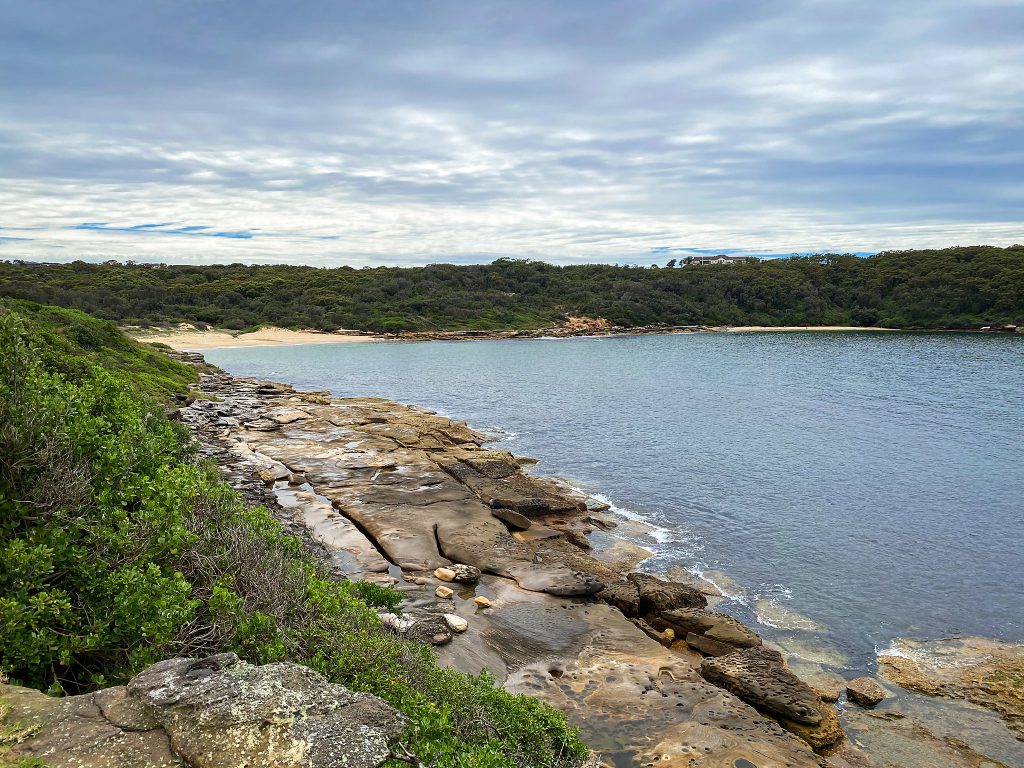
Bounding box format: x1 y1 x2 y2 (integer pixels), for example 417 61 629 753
133 323 913 351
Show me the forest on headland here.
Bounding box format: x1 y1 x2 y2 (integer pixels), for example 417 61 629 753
1 245 1022 332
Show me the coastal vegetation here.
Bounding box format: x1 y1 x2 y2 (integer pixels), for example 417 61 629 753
1 245 1022 332
0 300 587 768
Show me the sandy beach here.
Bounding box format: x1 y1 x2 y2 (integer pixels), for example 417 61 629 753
132 324 918 350
130 327 377 350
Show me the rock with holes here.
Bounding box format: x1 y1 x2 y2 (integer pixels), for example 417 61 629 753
658 608 761 656
597 581 641 617
626 573 708 615
701 647 845 749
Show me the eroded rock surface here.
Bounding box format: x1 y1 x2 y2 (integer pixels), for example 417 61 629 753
701 646 844 750
2 654 403 768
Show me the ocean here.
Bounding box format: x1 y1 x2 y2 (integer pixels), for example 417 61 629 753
203 330 1024 674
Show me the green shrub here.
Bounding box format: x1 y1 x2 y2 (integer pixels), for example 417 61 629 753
0 310 586 768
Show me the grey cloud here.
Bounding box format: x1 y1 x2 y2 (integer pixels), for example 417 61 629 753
0 0 1021 265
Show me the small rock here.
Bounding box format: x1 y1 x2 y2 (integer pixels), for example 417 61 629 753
287 472 307 485
473 596 492 608
434 567 457 582
443 614 468 633
846 677 888 708
413 577 428 585
435 586 454 599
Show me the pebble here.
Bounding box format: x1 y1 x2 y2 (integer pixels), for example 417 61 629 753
434 567 457 582
435 586 454 599
473 596 492 608
443 614 468 633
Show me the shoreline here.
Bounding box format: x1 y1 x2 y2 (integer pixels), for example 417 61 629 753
172 353 848 764
167 350 1024 766
130 322 1011 351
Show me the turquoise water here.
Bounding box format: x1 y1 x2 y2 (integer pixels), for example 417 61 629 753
204 332 1024 672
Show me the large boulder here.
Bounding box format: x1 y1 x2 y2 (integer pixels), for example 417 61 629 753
700 646 844 752
626 573 707 616
4 654 404 768
701 647 822 725
128 653 404 768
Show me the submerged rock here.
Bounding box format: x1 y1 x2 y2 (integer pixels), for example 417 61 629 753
879 636 1024 737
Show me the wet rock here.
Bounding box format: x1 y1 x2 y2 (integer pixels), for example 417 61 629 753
846 677 888 708
627 572 708 615
491 507 532 530
700 646 829 730
597 581 641 617
435 586 454 599
474 596 492 608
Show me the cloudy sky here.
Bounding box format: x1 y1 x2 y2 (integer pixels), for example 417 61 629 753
1 1 1022 266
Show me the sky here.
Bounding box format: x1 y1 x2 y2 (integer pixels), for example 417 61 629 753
1 0 1022 267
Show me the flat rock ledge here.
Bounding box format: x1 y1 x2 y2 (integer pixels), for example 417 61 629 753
2 653 404 768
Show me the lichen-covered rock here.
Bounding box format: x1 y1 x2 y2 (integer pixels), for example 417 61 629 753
3 654 404 768
128 653 404 768
846 677 888 708
626 573 708 615
449 563 481 583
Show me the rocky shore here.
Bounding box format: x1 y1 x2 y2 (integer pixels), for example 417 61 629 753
158 352 890 768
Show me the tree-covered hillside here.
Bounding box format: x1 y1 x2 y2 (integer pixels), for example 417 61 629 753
1 245 1022 331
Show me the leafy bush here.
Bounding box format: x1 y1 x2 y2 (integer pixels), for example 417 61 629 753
0 308 587 768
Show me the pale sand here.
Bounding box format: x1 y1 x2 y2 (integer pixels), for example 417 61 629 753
131 323 907 351
130 327 377 350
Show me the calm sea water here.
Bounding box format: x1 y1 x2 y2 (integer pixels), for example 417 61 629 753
204 332 1024 672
